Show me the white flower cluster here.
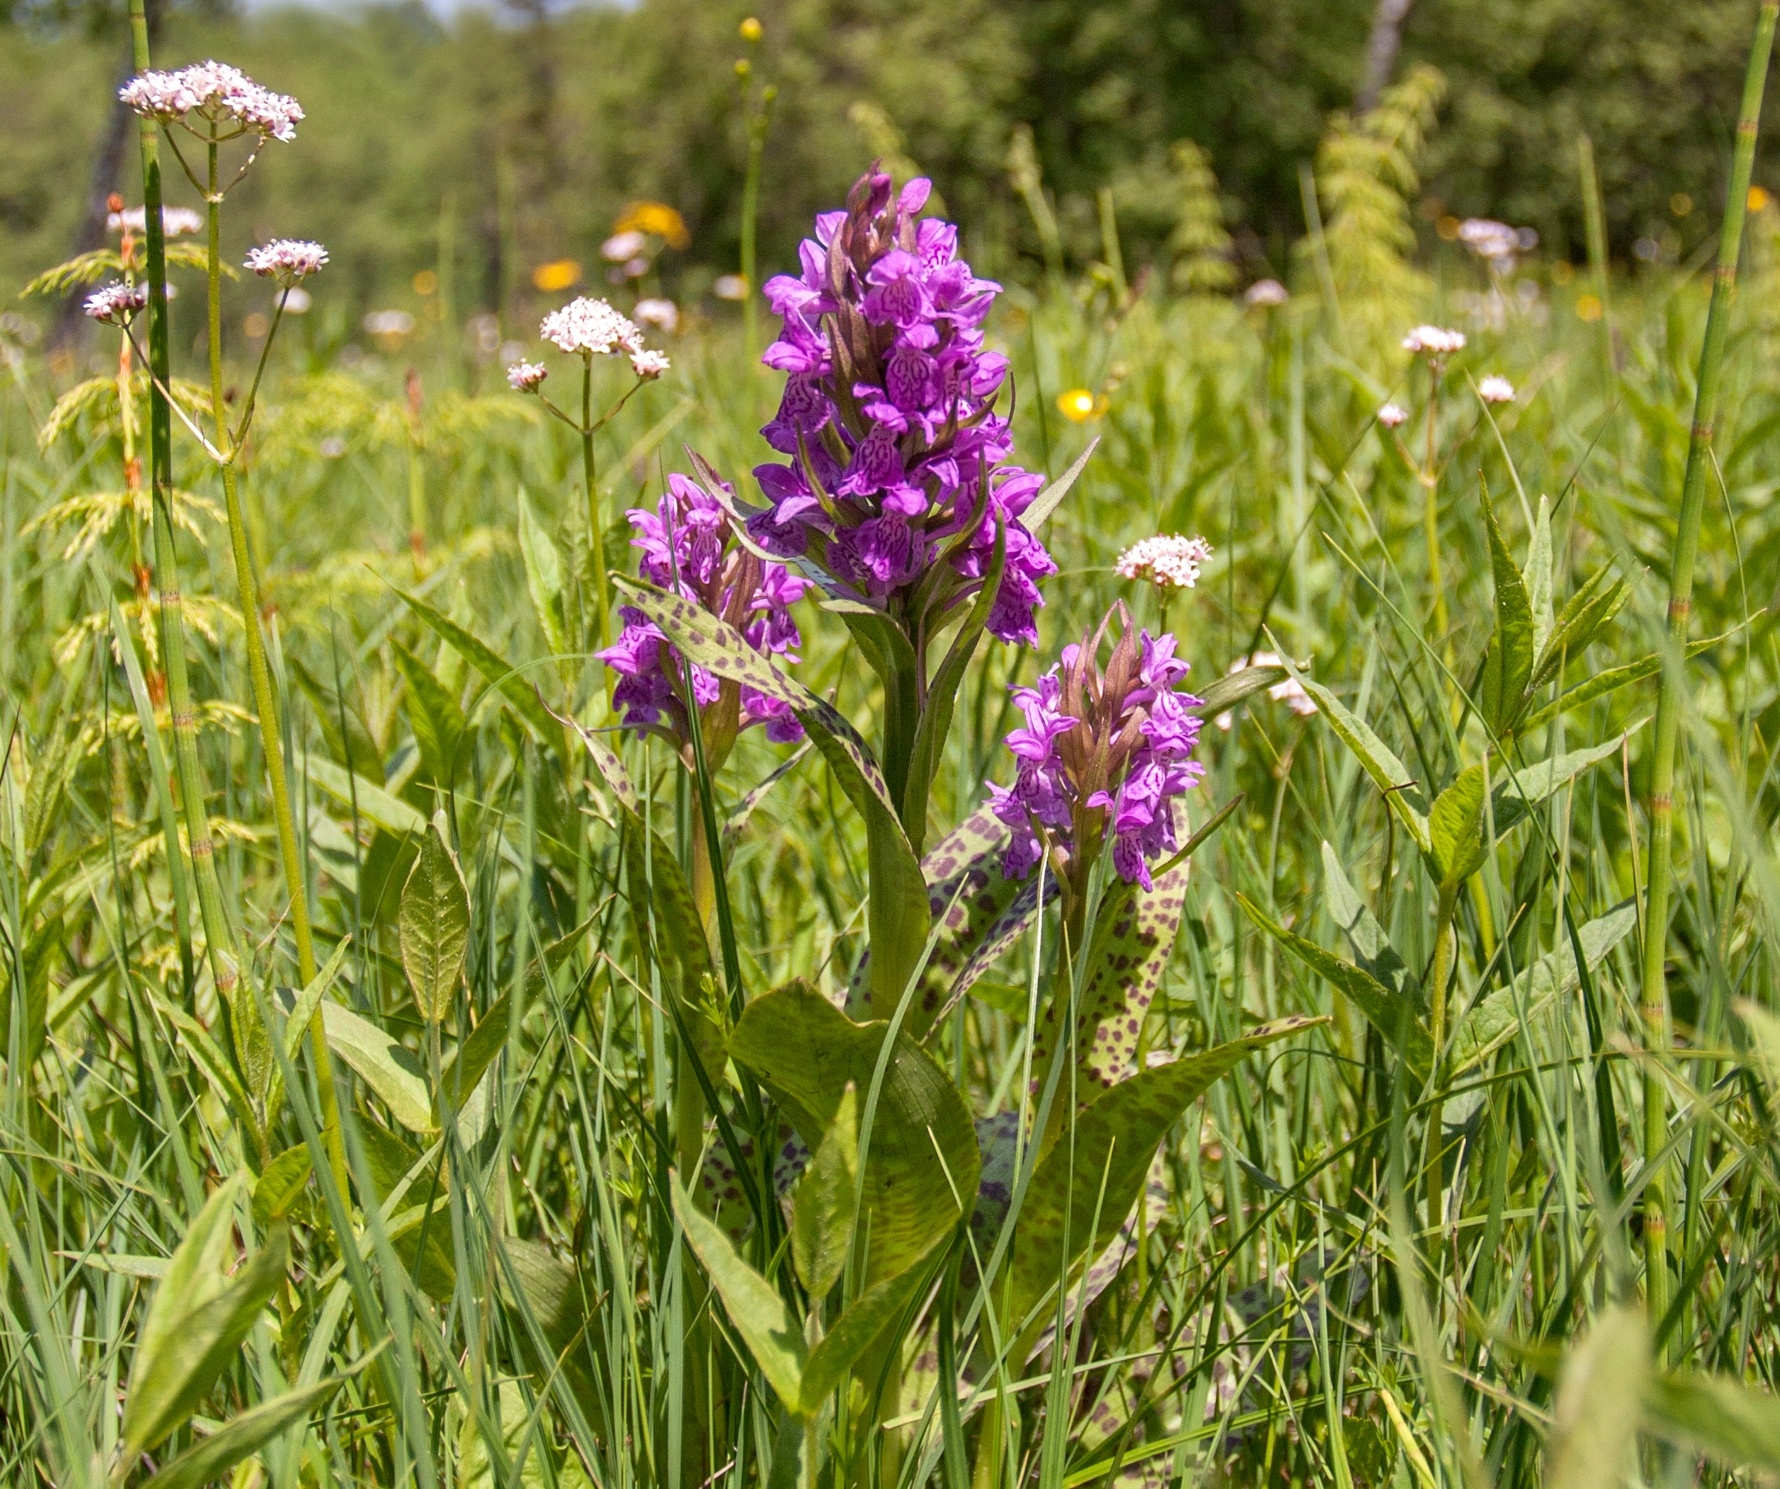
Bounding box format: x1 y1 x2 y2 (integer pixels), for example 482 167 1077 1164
245 239 328 283
108 205 203 238
507 361 549 392
1215 651 1318 730
1377 402 1410 429
634 297 678 332
539 297 644 357
1478 375 1515 404
1401 324 1467 356
121 61 303 141
1114 533 1213 591
630 348 671 380
1243 278 1288 308
1458 218 1538 264
84 282 148 325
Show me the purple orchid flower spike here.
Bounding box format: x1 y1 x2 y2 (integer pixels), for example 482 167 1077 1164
598 471 809 769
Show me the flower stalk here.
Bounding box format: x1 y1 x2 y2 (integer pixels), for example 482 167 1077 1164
1636 0 1778 1350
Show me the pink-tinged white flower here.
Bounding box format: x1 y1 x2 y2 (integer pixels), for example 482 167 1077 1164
1457 218 1519 262
507 361 548 392
120 60 303 142
1115 534 1213 591
600 230 648 262
1244 278 1288 307
634 297 678 333
83 282 148 325
108 205 203 238
539 296 643 357
630 348 670 380
1478 374 1515 404
1401 324 1467 356
1213 651 1317 730
245 239 328 283
1377 401 1410 429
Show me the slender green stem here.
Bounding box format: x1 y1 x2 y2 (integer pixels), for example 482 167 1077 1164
582 356 608 650
202 140 348 1198
1637 0 1778 1355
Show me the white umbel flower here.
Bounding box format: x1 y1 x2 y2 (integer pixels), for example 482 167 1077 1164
120 61 303 142
1478 374 1515 404
1114 534 1213 591
1243 278 1288 307
629 348 670 380
507 361 549 392
634 297 679 333
1377 402 1410 429
539 297 643 357
1401 324 1467 356
245 239 328 283
108 205 203 238
83 282 148 325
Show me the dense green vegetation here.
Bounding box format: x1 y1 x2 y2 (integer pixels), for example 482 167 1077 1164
8 7 1780 1488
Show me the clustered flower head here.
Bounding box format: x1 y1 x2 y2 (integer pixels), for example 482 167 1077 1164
1377 401 1410 429
120 60 303 142
83 282 148 325
599 472 809 750
539 296 644 358
747 166 1056 646
1457 218 1518 263
1478 374 1515 404
1115 534 1212 591
987 605 1206 893
630 348 671 380
506 361 548 392
1402 324 1467 357
1244 278 1288 308
245 239 328 284
1214 651 1317 731
108 205 203 238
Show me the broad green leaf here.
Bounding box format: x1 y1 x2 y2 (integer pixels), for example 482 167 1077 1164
400 814 470 1023
1237 895 1431 1079
1021 435 1099 532
792 1083 858 1298
1008 1016 1323 1332
1545 1305 1649 1489
1647 1369 1780 1469
1490 731 1636 835
1320 841 1414 1003
1189 663 1288 719
251 1145 312 1227
356 1124 456 1300
1429 764 1487 888
1452 903 1637 1072
320 1002 433 1133
728 981 980 1283
123 1178 289 1458
576 727 726 1082
1479 495 1535 735
902 522 1004 852
671 1176 808 1411
394 584 562 747
306 756 426 837
799 1237 944 1414
440 993 510 1113
616 578 931 1017
516 487 568 657
391 638 468 787
140 1378 342 1489
1279 659 1430 852
1524 494 1554 661
498 1237 610 1442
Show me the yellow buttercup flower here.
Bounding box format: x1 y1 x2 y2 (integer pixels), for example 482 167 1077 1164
615 201 691 252
1750 185 1772 213
739 15 763 41
1057 388 1106 423
532 259 582 293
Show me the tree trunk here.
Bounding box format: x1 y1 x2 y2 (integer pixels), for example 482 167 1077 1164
1354 0 1415 115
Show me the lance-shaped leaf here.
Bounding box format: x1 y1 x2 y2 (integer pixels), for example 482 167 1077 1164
1429 765 1487 889
1321 842 1416 1007
122 1178 289 1460
401 813 470 1024
1188 663 1289 720
1518 631 1731 736
498 1237 610 1443
1647 1368 1780 1470
251 1145 313 1227
140 1377 344 1489
306 757 426 837
792 1083 858 1298
1008 1016 1324 1333
1524 495 1555 662
1479 494 1535 736
1021 436 1099 533
1276 657 1429 853
391 638 468 788
1451 902 1637 1072
516 487 569 657
1237 895 1431 1080
798 1237 944 1414
1490 731 1638 835
320 1001 433 1134
394 584 562 747
439 993 510 1114
671 1176 808 1410
728 981 980 1284
615 577 931 1015
1530 565 1629 695
575 726 727 1083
